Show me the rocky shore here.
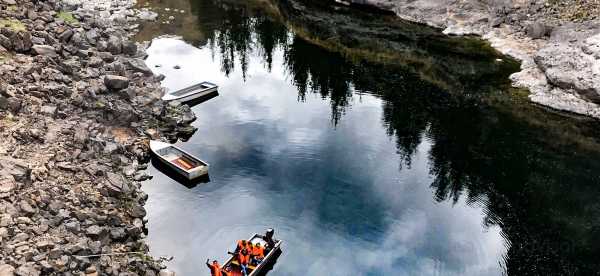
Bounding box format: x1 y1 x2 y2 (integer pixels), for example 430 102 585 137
0 0 194 275
338 0 600 119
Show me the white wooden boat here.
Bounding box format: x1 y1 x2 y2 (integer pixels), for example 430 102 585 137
221 229 282 276
149 140 209 180
161 81 218 103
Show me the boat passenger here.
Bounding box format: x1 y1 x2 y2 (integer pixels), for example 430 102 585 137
236 240 250 253
251 243 265 265
238 248 251 276
221 266 233 276
258 228 276 252
206 259 222 276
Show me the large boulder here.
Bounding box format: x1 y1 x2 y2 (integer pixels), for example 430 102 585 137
103 75 129 91
534 37 600 103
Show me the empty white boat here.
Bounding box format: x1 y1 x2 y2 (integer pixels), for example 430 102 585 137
162 81 218 103
149 140 209 180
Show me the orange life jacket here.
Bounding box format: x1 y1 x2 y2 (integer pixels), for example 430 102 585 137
209 263 222 276
237 240 248 251
238 248 250 265
252 245 264 258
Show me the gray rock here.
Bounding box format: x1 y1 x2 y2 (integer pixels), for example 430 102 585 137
58 29 74 42
0 34 11 50
86 225 103 237
129 204 146 218
85 29 99 45
526 21 551 39
107 36 122 54
102 172 130 197
122 41 137 56
103 75 129 91
127 59 152 75
31 45 57 57
64 221 81 233
97 52 114 62
535 42 600 103
40 105 57 117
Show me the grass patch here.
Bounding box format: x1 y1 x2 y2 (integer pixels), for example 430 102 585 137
57 11 79 24
0 52 11 63
0 19 26 32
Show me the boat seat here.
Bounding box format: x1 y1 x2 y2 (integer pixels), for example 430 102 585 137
230 261 256 270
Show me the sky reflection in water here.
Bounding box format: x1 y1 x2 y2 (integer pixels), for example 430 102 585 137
143 38 506 276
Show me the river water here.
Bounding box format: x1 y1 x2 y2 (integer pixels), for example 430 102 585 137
140 0 600 275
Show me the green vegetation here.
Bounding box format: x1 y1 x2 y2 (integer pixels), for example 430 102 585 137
0 19 26 32
57 11 79 24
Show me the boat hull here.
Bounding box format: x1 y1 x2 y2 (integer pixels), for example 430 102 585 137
149 140 209 180
222 234 283 276
167 87 218 103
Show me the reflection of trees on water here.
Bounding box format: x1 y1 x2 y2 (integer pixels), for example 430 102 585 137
190 0 600 274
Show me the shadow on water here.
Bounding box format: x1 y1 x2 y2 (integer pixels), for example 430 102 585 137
140 0 600 274
182 91 220 108
151 157 211 189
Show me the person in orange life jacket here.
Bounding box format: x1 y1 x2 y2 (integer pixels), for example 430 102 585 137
221 266 233 276
238 247 251 276
236 240 251 254
206 259 222 276
251 243 265 265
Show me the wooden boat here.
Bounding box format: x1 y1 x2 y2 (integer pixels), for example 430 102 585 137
222 229 282 276
149 140 209 180
161 81 218 103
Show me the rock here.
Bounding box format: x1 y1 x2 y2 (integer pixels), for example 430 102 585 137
158 269 175 276
102 172 130 197
526 21 551 39
85 29 100 45
58 29 74 42
129 204 146 218
97 52 114 62
138 10 158 21
122 41 137 56
0 264 15 276
127 59 152 75
86 225 103 237
0 34 11 50
31 45 57 57
19 200 37 215
534 42 600 103
88 56 103 68
40 105 57 117
104 75 129 91
14 264 40 276
107 36 122 54
2 0 16 5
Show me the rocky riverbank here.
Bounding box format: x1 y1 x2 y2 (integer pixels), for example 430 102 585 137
335 0 600 119
0 0 195 275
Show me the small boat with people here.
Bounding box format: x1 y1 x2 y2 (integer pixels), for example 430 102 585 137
206 229 282 276
149 140 209 180
162 81 218 103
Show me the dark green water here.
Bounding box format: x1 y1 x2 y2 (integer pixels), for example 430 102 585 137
142 0 600 275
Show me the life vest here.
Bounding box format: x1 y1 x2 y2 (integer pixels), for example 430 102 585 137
238 248 250 265
237 240 248 251
252 245 264 258
209 263 222 276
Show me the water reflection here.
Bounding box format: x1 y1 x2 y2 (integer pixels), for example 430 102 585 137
142 0 600 275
